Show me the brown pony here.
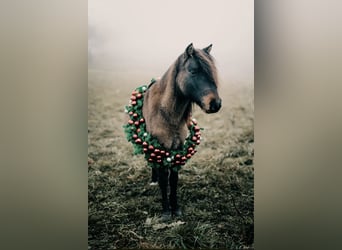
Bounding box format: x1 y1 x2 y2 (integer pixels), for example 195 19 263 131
142 43 221 220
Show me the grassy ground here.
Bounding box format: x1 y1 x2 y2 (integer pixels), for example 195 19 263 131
88 70 254 249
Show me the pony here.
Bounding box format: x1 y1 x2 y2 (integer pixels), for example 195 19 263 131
142 43 221 220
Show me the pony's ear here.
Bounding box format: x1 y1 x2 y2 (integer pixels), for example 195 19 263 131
185 43 194 58
203 44 213 54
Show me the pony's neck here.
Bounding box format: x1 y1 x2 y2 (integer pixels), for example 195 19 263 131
158 70 191 126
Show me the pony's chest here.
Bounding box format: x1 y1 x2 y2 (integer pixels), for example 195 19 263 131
149 123 187 150
170 129 187 150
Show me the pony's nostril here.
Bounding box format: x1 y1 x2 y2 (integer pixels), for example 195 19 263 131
209 99 222 112
216 99 222 110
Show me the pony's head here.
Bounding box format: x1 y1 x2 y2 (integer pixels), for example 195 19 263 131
176 43 222 113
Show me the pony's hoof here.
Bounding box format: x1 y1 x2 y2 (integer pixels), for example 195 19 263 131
161 211 171 222
172 207 182 217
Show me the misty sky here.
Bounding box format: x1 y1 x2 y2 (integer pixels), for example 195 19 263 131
89 0 253 83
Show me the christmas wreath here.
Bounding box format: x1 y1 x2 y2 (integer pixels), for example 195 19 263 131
123 80 203 171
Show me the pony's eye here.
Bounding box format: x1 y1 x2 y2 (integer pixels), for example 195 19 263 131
190 69 198 74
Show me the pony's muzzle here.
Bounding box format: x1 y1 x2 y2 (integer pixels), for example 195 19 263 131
208 98 222 113
200 92 221 113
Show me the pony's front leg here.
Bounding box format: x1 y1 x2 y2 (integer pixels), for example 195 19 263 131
170 170 182 216
158 167 171 220
150 167 158 185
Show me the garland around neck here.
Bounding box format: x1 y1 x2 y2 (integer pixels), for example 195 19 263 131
123 79 203 172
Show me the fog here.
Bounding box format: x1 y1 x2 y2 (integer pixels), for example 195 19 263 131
89 0 253 83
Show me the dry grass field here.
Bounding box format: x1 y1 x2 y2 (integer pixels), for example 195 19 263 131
88 69 254 249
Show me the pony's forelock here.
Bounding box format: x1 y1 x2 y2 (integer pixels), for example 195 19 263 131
193 49 219 87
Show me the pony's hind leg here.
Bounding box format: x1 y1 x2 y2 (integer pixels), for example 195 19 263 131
169 169 182 216
158 167 171 220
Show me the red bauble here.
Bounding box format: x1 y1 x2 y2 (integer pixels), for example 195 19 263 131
188 147 193 152
136 93 142 99
143 148 148 153
137 128 141 133
150 153 156 158
160 150 165 155
181 156 187 161
194 125 200 132
148 158 153 162
135 138 142 144
186 153 192 158
154 149 160 154
196 140 200 145
139 118 145 123
165 152 170 156
128 120 134 125
192 136 198 142
129 111 133 115
148 145 154 151
142 142 148 147
133 113 138 118
132 134 138 139
134 121 140 126
131 101 137 105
